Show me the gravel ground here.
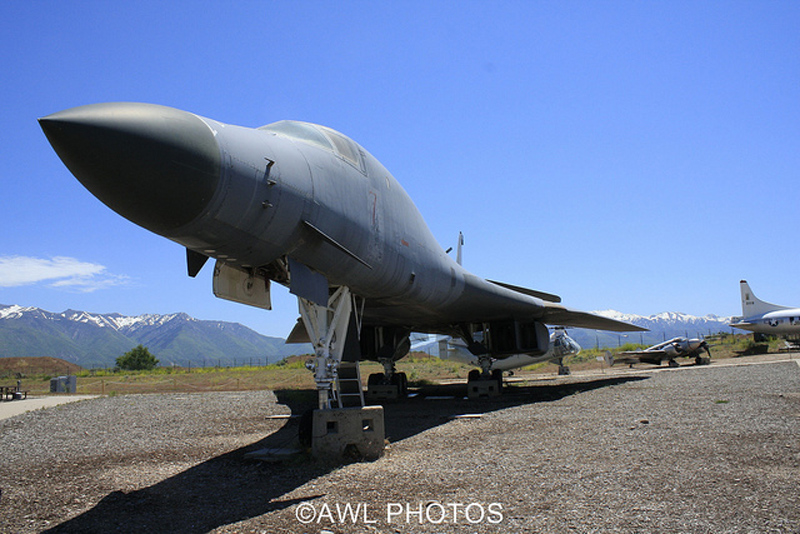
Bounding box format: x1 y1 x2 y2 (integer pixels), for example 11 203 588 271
1 359 798 533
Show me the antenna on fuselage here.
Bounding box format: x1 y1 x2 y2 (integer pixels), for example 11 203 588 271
456 232 464 266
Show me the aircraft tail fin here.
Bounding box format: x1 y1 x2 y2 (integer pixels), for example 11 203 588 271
740 280 791 318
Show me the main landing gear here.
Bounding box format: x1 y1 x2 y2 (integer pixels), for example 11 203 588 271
362 327 411 403
366 360 408 401
466 355 503 398
297 286 384 461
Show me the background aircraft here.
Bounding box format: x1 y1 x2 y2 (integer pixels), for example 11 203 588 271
609 337 711 367
731 280 800 345
438 327 582 381
39 102 644 410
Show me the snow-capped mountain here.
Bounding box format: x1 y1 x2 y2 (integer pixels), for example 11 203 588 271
1 305 194 332
0 304 310 368
573 310 738 349
595 310 736 331
0 304 739 368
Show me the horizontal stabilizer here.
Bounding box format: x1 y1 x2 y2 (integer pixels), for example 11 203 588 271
488 280 561 303
541 303 647 332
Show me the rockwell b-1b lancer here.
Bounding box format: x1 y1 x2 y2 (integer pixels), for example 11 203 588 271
39 102 644 457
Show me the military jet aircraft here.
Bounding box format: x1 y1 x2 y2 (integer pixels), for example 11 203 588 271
609 337 711 367
730 280 800 346
439 327 582 380
39 102 645 412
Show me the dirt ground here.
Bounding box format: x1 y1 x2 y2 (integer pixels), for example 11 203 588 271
1 354 798 533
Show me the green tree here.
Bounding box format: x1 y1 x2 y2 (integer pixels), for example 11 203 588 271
116 345 159 370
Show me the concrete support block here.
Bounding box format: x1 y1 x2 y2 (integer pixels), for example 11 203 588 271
312 406 385 461
467 379 501 399
365 384 399 403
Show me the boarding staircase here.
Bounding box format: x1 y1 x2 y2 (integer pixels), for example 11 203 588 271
335 362 365 408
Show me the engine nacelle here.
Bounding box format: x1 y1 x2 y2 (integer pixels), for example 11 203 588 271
663 343 680 358
467 319 549 357
360 326 411 362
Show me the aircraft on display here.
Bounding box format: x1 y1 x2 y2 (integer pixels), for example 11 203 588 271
730 280 800 345
39 102 645 412
607 337 711 368
438 327 582 380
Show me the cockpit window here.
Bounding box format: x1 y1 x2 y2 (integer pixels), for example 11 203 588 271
259 120 364 171
317 125 361 167
259 121 333 152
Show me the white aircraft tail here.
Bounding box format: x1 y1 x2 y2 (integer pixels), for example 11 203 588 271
740 280 791 319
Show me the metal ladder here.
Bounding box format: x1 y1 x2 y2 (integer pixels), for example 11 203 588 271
335 362 365 408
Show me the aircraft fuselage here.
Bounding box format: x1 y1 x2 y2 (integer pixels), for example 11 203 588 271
39 102 642 362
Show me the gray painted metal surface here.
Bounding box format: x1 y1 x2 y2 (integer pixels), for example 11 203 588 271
39 102 644 362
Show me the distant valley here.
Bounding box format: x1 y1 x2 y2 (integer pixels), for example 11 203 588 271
0 304 738 369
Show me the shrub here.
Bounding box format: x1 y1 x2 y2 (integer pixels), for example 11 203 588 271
116 345 159 371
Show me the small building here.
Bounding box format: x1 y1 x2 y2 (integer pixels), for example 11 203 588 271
50 375 77 393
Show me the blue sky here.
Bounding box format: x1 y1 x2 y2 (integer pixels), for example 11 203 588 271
1 1 798 338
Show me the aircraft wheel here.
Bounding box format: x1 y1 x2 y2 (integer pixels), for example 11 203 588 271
397 372 408 396
668 359 679 368
491 369 503 389
468 369 481 382
368 373 384 386
695 356 710 366
390 372 408 396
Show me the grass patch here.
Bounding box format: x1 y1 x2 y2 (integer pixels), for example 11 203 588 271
2 334 776 396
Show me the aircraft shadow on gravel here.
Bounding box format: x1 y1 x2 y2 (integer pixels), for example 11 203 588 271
43 375 647 534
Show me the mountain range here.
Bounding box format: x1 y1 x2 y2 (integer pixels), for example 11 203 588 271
0 305 311 368
0 304 739 369
573 310 738 349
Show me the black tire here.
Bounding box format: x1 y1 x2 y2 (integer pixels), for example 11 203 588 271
492 369 503 391
389 372 407 397
397 372 408 396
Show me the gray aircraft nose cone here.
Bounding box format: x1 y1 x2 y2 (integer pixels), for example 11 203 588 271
39 102 221 235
